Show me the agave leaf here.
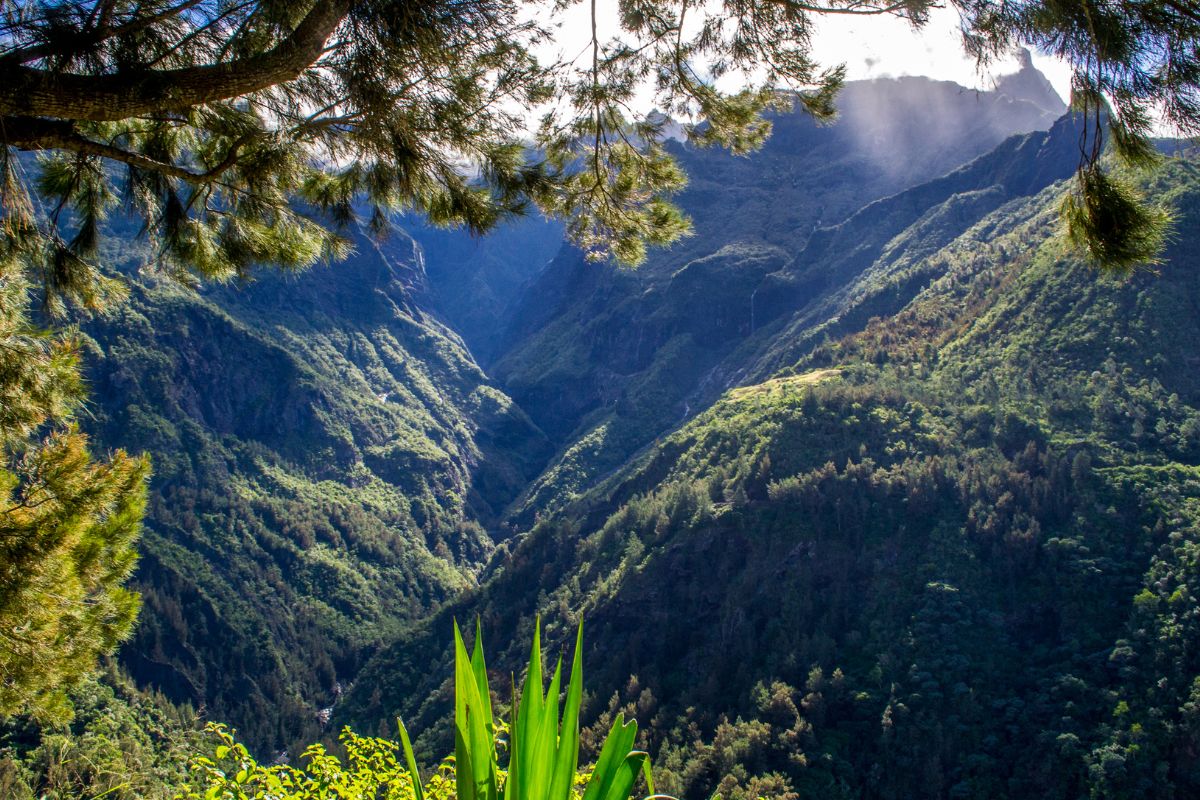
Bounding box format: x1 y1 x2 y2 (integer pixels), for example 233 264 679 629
455 621 497 800
529 655 562 798
515 618 545 797
455 722 477 800
549 623 584 800
581 714 639 800
506 674 521 800
599 752 648 800
472 618 494 734
397 718 425 800
454 621 475 800
639 754 655 797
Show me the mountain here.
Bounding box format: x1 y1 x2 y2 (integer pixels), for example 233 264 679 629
342 153 1200 798
79 227 552 753
991 48 1068 119
10 30 1200 800
392 213 564 363
487 73 1071 525
73 66 1073 756
32 58 1193 798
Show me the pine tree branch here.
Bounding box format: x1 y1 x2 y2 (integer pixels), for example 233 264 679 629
1161 0 1200 27
2 116 252 183
0 0 209 66
0 0 351 122
763 0 927 17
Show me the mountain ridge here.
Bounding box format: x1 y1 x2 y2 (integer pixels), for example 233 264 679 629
79 225 552 753
22 62 1108 763
489 94 1084 526
340 151 1200 800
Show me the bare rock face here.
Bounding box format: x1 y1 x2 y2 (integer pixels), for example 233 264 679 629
992 47 1068 119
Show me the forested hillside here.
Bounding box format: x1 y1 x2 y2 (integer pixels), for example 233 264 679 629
341 154 1200 798
488 66 1067 525
10 56 1200 800
76 226 553 753
6 69 1058 760
8 0 1200 795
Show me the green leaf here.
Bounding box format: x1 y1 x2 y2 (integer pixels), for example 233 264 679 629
455 723 477 800
581 714 639 800
398 718 425 800
598 752 648 800
505 673 521 800
471 618 494 734
640 754 655 797
528 655 562 798
514 618 545 799
549 622 584 800
455 620 496 800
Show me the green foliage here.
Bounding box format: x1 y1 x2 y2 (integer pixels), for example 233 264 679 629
450 619 653 800
179 622 659 800
491 88 1075 526
0 260 147 723
5 11 1200 795
1062 164 1172 274
176 723 441 800
0 670 199 800
78 246 553 753
0 426 147 723
956 0 1200 269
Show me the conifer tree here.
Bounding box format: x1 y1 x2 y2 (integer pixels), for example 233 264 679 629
0 259 147 722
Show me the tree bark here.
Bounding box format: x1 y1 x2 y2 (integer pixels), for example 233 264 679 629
0 0 351 123
2 116 251 182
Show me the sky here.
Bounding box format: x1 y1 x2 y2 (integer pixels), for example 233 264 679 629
807 5 1072 101
537 3 1074 112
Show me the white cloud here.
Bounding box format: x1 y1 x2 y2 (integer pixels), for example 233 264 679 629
536 3 1072 96
808 6 1071 102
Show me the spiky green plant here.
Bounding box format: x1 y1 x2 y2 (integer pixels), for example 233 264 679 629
179 620 662 800
429 619 656 800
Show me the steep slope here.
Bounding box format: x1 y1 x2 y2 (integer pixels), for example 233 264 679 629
495 75 1075 524
344 158 1200 799
0 670 198 799
81 228 551 754
395 214 564 364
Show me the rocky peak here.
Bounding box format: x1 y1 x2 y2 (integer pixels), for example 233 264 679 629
992 47 1067 118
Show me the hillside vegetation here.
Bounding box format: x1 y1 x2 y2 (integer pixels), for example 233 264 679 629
9 67 1200 800
343 156 1200 799
37 73 1060 758
490 73 1072 526
77 228 551 754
